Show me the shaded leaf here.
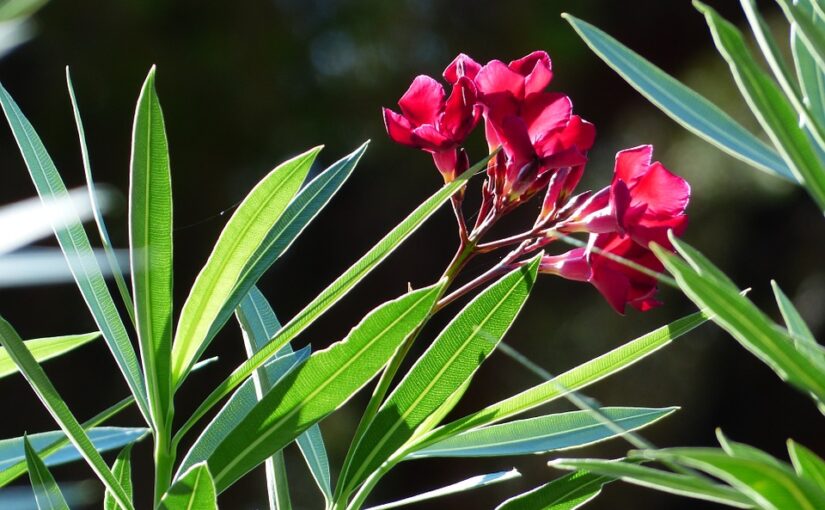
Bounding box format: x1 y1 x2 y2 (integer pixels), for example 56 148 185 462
23 437 69 510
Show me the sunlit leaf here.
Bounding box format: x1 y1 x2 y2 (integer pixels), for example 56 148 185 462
158 463 216 510
788 440 825 490
0 333 99 380
171 146 320 384
496 469 612 510
562 13 794 182
104 445 133 510
338 258 540 496
23 437 69 510
206 282 444 493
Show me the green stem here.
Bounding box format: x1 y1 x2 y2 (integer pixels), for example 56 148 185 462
153 426 175 506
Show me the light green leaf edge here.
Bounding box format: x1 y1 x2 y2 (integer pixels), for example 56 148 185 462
0 81 150 423
0 316 133 510
171 145 320 384
0 333 100 379
172 155 491 446
495 469 613 510
562 13 795 182
695 1 825 210
158 463 217 510
788 440 825 490
104 445 133 510
66 68 135 325
129 66 174 435
338 257 540 496
23 436 69 510
206 281 444 493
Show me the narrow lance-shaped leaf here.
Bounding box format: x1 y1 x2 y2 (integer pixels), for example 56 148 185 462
207 281 444 493
771 280 823 361
173 155 491 445
409 407 676 459
652 237 825 406
209 143 369 347
790 0 825 130
365 469 521 510
0 397 135 488
561 13 794 182
495 469 613 510
158 463 217 510
171 146 320 384
788 440 825 489
24 437 69 510
104 445 133 510
130 66 174 434
175 348 310 478
66 68 135 325
781 0 825 71
741 0 825 153
637 447 825 509
0 332 99 379
338 258 540 496
550 458 755 508
0 316 133 510
0 81 150 422
695 1 825 210
412 310 709 451
0 427 147 473
237 286 332 505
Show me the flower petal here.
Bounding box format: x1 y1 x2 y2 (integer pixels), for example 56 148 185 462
383 108 416 147
444 53 482 83
629 161 691 217
510 51 553 96
476 59 525 99
540 248 591 281
440 76 480 141
411 124 451 151
614 145 654 185
398 75 446 125
523 92 572 143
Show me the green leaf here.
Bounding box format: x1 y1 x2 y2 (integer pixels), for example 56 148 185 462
788 440 825 490
104 445 133 510
209 143 369 350
551 458 754 508
695 1 825 210
158 463 217 510
0 332 99 379
771 281 822 361
24 437 69 510
171 145 321 384
173 155 489 446
0 427 147 473
741 0 825 154
175 347 310 477
0 397 135 488
415 310 708 451
639 447 825 509
0 316 133 510
561 13 794 182
409 407 676 459
66 68 135 325
339 257 540 496
207 281 444 493
495 470 612 510
129 66 174 434
782 0 825 72
653 237 825 407
236 286 332 505
365 469 521 510
790 0 825 131
0 81 150 422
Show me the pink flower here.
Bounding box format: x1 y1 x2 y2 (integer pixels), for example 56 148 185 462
383 72 481 181
541 233 664 314
470 51 595 203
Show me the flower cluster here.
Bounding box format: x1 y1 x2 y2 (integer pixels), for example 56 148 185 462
384 51 690 314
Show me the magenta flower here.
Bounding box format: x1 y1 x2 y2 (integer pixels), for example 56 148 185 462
383 72 481 181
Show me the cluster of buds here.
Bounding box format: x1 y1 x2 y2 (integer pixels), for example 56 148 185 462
384 51 690 313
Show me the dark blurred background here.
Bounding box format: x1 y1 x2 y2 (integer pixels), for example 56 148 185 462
1 0 824 508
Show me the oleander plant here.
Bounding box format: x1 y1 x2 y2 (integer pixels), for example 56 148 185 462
0 1 822 509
